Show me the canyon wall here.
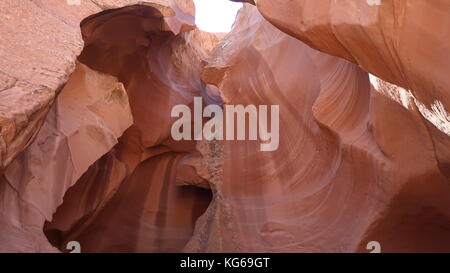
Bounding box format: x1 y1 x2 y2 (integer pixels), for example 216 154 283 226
185 4 450 252
0 0 214 252
0 0 449 252
253 0 450 106
252 0 450 179
0 0 193 172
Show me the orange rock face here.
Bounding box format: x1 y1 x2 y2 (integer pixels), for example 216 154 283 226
0 0 194 171
252 0 450 174
254 0 450 103
185 4 450 252
1 62 133 252
1 0 450 253
0 0 213 252
45 2 217 252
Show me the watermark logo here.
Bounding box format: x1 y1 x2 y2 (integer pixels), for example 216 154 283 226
171 97 279 152
366 241 381 253
66 241 81 253
367 0 382 6
67 0 81 5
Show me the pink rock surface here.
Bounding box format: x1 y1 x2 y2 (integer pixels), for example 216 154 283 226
253 0 450 141
185 4 450 253
41 2 218 252
1 0 450 253
0 0 213 253
254 0 450 100
0 62 133 252
0 0 193 171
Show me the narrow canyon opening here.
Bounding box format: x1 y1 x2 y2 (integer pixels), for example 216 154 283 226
42 4 222 252
41 2 450 253
2 0 450 254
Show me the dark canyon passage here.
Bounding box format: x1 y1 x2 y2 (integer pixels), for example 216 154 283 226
43 4 217 252
1 0 450 253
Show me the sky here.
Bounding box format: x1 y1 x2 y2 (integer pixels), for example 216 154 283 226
193 0 243 33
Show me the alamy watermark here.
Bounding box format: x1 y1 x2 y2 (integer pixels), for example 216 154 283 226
367 0 382 6
171 97 280 152
66 0 81 5
66 241 81 253
65 240 381 253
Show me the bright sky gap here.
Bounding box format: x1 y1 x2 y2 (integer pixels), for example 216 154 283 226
193 0 243 33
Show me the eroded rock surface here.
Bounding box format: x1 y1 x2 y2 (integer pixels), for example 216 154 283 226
0 0 193 171
254 0 450 105
42 3 217 252
0 0 213 252
252 0 450 176
0 62 133 252
185 4 450 253
1 0 450 253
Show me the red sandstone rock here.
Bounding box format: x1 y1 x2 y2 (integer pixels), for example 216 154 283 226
0 62 133 252
0 0 193 171
185 4 450 253
253 1 450 169
41 3 218 252
254 0 450 104
0 0 211 252
1 0 450 253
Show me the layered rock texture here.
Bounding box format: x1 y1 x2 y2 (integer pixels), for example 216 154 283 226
1 0 449 253
187 4 450 253
1 0 212 252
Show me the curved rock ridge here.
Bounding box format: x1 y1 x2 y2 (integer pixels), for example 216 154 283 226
253 0 450 106
0 0 194 171
252 0 450 188
1 0 450 253
184 4 450 253
0 0 215 252
41 3 218 252
0 62 133 252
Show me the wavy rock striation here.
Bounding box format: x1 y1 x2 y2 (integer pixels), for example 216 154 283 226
0 0 214 252
185 4 450 253
1 0 450 253
252 0 450 179
0 62 133 252
253 0 450 106
42 3 217 252
0 0 139 171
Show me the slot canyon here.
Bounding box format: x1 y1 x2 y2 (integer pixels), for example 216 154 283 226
0 0 449 253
